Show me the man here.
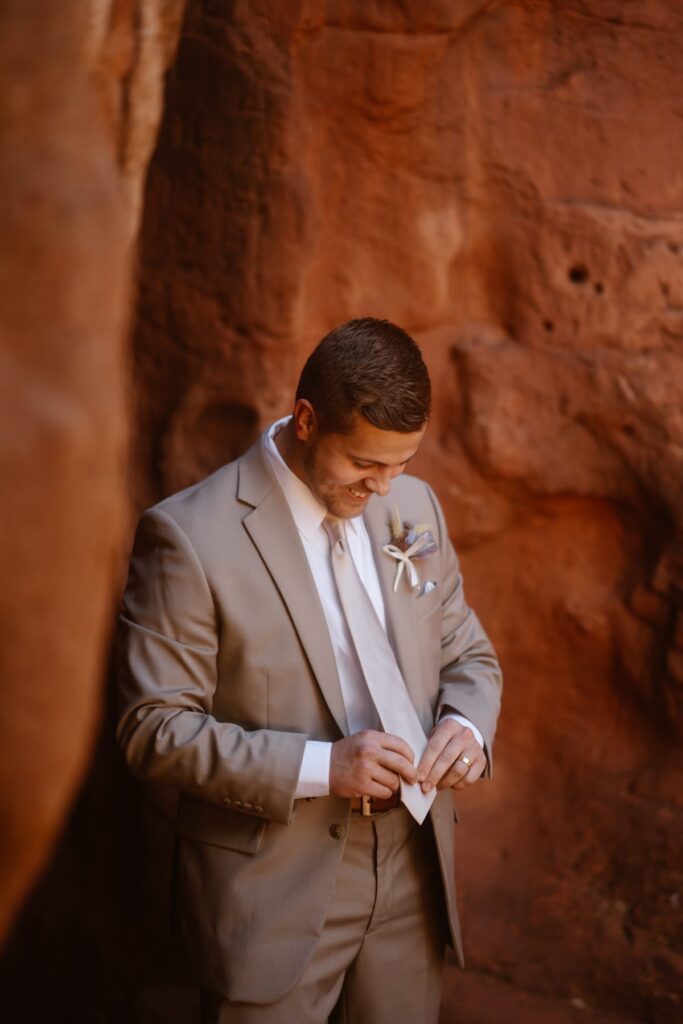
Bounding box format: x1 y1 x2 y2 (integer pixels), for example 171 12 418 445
118 318 502 1023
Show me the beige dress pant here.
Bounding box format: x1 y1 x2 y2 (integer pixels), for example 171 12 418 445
201 806 448 1024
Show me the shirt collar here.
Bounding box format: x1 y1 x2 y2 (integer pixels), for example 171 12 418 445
264 417 361 542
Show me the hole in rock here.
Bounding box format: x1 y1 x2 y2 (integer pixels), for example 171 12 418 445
568 263 589 284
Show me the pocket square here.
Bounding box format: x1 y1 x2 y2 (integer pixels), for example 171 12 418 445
419 580 437 597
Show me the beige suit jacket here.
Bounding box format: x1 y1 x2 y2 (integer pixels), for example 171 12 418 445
117 430 502 1003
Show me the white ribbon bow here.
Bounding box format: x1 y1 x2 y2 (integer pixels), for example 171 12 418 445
381 534 431 592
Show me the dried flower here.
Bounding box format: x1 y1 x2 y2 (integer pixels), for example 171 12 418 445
383 505 438 591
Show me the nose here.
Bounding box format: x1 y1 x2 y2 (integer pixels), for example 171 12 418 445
363 466 394 497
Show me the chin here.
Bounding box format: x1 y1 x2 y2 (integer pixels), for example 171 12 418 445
325 491 371 519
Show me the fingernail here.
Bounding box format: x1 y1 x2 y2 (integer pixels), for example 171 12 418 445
417 773 425 782
422 782 432 793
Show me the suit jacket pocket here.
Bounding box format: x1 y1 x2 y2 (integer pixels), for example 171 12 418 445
177 796 266 854
416 584 441 620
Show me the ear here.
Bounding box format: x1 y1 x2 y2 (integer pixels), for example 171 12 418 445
292 399 317 441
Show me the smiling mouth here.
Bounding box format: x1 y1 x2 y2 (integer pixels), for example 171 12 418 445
347 486 370 500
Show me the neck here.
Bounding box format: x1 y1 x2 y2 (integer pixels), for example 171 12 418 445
274 418 308 486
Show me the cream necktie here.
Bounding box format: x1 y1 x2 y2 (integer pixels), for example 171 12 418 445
323 516 436 823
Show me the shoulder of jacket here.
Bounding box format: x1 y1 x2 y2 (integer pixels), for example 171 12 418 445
388 472 434 505
143 457 241 533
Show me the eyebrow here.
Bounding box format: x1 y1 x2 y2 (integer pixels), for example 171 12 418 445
347 452 416 468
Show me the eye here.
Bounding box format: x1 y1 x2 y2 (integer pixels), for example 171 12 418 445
352 460 373 469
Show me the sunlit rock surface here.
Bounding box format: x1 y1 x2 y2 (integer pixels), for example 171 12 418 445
0 0 184 945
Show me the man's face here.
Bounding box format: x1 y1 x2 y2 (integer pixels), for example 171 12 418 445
299 408 426 519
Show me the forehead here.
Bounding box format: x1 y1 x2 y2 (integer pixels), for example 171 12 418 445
331 414 426 465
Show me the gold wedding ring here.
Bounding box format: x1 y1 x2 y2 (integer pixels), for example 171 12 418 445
457 755 473 770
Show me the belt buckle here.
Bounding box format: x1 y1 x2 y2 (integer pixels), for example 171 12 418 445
361 795 374 817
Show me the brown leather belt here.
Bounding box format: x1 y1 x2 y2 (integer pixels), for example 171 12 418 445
350 793 401 816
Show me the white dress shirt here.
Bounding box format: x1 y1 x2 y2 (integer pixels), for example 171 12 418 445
264 418 484 798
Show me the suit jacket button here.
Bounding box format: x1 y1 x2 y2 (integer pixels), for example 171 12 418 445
329 823 346 840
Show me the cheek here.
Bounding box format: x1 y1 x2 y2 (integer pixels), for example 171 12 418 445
319 457 356 486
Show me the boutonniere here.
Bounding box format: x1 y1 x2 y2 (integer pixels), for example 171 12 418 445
382 505 438 593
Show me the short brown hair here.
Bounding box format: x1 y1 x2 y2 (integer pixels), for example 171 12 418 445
295 318 431 435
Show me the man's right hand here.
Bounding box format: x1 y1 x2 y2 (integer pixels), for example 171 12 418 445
329 731 417 799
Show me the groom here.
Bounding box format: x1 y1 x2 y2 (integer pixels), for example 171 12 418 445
117 317 502 1023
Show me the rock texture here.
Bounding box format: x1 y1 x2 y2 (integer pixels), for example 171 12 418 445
1 1 681 1022
130 2 682 1020
0 0 184 945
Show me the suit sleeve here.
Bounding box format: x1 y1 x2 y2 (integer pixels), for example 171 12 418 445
116 507 307 824
425 485 503 775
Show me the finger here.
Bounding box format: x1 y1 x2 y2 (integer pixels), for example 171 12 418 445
376 749 418 784
441 751 486 790
416 721 456 781
371 767 401 792
451 762 485 789
377 732 415 765
366 779 395 799
421 737 463 791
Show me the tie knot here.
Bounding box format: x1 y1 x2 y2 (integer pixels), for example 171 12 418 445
323 515 346 551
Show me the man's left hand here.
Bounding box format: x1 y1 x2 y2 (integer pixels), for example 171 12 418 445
416 719 486 793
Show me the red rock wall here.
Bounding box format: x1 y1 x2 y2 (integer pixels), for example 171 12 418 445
1 1 681 1022
0 0 185 947
131 2 682 1020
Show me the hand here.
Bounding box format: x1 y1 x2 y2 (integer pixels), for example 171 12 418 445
329 730 418 799
417 719 486 793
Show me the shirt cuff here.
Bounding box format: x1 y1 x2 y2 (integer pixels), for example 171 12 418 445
438 709 485 751
295 740 332 798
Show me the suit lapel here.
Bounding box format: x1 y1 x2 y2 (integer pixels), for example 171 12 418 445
238 437 349 737
363 496 425 714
